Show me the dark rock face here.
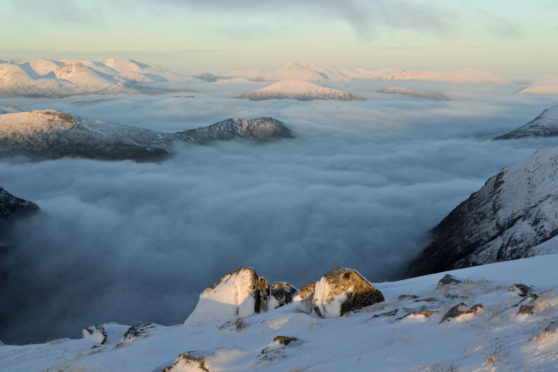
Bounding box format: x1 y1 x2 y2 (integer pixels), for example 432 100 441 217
0 187 39 219
1 111 294 161
440 303 484 323
269 282 298 310
406 147 558 277
494 105 558 140
175 117 293 143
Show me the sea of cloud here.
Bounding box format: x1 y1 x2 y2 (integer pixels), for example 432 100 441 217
0 79 557 343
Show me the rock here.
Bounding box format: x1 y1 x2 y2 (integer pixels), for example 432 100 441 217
184 267 271 325
293 281 316 313
398 295 418 301
509 283 531 297
518 305 534 315
0 187 39 219
175 117 293 143
82 323 129 345
162 352 211 372
406 146 558 277
437 274 462 287
259 336 300 363
370 309 399 319
440 303 484 323
311 267 385 318
398 310 438 320
271 336 298 346
122 322 160 342
268 282 297 310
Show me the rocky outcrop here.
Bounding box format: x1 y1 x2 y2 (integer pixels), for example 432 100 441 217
0 110 294 161
296 268 384 318
185 267 272 325
0 186 38 247
495 104 558 140
268 282 297 310
406 146 558 277
162 352 211 372
82 323 129 345
175 117 293 143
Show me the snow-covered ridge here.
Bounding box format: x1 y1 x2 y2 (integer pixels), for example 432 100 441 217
495 104 558 139
2 255 558 371
519 75 558 95
0 57 188 96
0 110 294 160
216 62 508 85
378 87 450 101
408 145 558 277
238 79 364 101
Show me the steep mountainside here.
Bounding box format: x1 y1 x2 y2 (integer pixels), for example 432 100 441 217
407 146 558 277
495 104 558 139
239 80 363 101
0 110 293 160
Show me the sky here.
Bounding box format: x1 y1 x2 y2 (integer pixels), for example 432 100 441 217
1 0 557 78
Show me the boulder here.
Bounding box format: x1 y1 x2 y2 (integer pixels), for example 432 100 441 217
293 281 316 313
184 267 270 325
162 352 211 372
268 281 297 310
82 323 129 345
297 268 384 318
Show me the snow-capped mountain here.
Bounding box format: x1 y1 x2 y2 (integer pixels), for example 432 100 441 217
0 58 187 96
495 104 558 139
0 110 294 160
2 254 558 371
519 75 558 95
407 146 558 277
224 62 350 83
239 80 364 101
342 67 508 84
378 87 450 101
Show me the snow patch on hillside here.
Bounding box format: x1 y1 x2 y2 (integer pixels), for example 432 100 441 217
239 80 363 101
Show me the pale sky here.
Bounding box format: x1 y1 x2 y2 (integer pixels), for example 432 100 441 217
1 0 557 78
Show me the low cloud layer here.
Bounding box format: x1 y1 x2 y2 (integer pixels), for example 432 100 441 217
0 80 555 343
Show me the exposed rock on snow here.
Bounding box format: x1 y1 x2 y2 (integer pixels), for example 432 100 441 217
268 282 297 310
407 146 558 277
378 87 450 101
238 80 363 101
176 117 293 142
494 104 558 139
293 281 316 313
122 322 161 342
162 351 211 372
184 267 271 326
440 303 484 323
437 274 462 287
82 323 129 345
299 267 385 318
0 110 293 160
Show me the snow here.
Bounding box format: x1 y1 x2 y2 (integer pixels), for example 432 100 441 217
184 268 258 325
312 278 347 318
519 75 558 94
0 110 78 137
2 254 558 371
0 58 187 96
225 62 349 82
239 79 363 101
342 67 508 84
495 104 558 139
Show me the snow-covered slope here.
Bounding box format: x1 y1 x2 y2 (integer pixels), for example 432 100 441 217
519 75 558 95
407 146 558 277
0 58 187 96
495 104 558 139
378 87 450 101
239 80 363 101
0 110 294 160
2 254 558 371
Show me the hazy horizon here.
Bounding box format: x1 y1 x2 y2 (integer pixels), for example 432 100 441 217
2 0 557 78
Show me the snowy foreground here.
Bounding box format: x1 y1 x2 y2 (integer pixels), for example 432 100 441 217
2 255 558 371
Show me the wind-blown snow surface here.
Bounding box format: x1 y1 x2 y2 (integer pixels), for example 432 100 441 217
2 255 558 371
0 58 187 96
239 80 363 101
0 79 557 344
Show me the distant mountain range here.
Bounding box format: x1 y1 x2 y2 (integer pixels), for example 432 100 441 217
518 75 558 95
202 62 509 85
0 109 293 160
0 58 188 96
